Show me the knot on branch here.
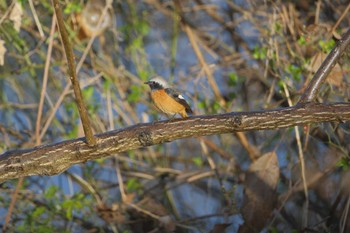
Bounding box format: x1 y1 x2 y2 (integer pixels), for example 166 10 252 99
230 115 242 126
4 157 24 173
138 130 153 146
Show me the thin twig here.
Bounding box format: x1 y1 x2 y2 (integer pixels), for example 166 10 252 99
52 0 96 145
28 0 44 38
40 83 71 140
330 3 350 37
0 1 14 25
235 132 260 161
314 0 321 25
2 178 23 232
35 16 56 145
116 158 127 202
283 82 309 227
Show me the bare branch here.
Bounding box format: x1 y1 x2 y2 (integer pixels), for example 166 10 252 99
52 0 96 145
1 102 350 183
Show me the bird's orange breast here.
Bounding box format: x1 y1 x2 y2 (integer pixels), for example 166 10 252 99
150 89 187 116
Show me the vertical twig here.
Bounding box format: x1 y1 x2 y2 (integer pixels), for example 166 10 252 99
40 0 110 140
52 0 96 145
283 82 309 227
36 16 56 145
330 3 350 37
2 178 23 232
29 0 44 38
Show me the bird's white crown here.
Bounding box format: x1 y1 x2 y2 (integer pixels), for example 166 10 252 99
149 76 169 88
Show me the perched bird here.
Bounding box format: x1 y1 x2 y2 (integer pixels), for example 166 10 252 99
144 77 193 118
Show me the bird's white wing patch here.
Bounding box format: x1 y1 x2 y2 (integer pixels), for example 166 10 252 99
178 94 185 100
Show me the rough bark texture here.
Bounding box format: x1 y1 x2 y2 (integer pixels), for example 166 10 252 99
1 102 349 183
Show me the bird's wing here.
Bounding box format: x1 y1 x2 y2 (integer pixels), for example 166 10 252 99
165 88 193 114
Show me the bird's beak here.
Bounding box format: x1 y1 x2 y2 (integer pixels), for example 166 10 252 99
144 81 150 85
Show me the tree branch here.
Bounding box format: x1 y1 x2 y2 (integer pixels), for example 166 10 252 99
53 0 96 145
298 28 350 103
1 102 350 183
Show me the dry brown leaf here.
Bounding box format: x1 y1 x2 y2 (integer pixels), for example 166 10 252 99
97 203 127 224
239 152 279 233
306 52 344 87
129 196 175 232
138 196 169 217
0 40 6 66
9 1 23 32
124 192 136 204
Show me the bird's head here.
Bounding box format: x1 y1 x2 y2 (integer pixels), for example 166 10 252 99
144 77 169 91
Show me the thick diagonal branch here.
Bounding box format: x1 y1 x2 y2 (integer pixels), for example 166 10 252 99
1 102 350 183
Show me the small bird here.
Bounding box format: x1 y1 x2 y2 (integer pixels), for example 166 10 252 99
145 77 193 118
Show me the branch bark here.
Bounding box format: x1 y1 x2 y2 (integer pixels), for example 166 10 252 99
1 102 350 183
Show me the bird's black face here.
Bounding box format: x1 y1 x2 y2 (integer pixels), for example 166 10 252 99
144 81 163 90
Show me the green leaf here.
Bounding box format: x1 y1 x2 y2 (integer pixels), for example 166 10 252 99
197 101 206 109
212 102 221 112
126 178 141 192
44 185 59 199
96 158 105 164
286 64 302 81
66 123 79 139
103 78 112 91
253 45 267 60
336 157 350 170
228 72 238 86
32 206 46 218
82 86 94 101
127 84 141 103
319 39 335 53
62 198 83 220
274 22 282 33
277 79 285 89
139 21 149 35
192 157 203 167
64 2 82 14
16 224 27 232
297 36 306 45
138 70 150 80
268 227 279 233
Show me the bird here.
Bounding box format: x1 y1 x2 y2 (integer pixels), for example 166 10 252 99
144 77 193 118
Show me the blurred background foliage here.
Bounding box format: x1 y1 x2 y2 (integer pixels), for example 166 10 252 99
0 0 350 232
